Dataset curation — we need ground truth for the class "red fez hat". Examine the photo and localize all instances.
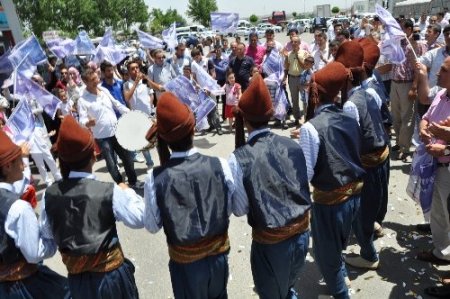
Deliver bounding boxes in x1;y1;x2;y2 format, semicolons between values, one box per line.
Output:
0;130;21;168
357;38;380;70
156;92;195;143
335;40;364;68
56;115;95;163
237;74;273;122
313;62;349;100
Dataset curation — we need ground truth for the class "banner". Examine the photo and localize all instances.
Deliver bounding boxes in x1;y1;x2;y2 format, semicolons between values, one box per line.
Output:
191;61;224;96
5;98;35;144
164;76;216;130
15;73;60;119
46;38;75;59
94;46;127;66
136;29;164;49
0;49;12;74
211;12;239;33
162;22;177;51
100;27;115;47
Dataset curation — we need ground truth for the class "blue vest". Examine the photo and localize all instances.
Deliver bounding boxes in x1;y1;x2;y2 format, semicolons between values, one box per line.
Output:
0;188;24;265
153;153;229;246
234;132;311;229
45;179;118;255
309;105;365;191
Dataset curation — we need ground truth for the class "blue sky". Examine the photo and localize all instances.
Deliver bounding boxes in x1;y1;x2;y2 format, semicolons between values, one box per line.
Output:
144;0;352;18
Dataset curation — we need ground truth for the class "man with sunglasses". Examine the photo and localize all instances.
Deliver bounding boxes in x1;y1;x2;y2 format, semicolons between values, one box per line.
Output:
147;49;177;103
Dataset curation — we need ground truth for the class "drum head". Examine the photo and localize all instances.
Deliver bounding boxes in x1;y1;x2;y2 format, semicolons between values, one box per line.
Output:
115;111;153;151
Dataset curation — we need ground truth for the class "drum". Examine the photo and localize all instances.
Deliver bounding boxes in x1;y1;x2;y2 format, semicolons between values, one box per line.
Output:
115;110;154;151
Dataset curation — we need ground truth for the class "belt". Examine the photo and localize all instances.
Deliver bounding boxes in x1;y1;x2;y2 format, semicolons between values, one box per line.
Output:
437;162;450;167
288;74;301;77
392;79;413;83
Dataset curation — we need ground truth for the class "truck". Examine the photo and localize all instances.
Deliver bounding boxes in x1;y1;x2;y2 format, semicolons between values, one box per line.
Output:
314;4;331;18
270;11;286;25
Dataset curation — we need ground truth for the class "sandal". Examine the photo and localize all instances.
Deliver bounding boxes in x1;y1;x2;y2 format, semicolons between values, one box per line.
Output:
424;285;450;298
417;251;450;265
401;153;412;163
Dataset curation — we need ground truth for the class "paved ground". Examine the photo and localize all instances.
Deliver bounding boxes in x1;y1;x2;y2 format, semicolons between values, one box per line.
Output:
32;32;447;298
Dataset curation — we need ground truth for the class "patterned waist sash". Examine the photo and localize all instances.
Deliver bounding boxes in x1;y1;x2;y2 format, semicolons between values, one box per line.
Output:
0;258;38;282
61;244;124;275
361;146;389;168
313;181;364;205
252;211;310;245
168;233;230;264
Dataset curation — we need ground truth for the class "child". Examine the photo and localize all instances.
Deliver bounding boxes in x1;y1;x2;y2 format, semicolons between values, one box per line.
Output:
299;55;315;114
224;72;241;132
54;87;75;119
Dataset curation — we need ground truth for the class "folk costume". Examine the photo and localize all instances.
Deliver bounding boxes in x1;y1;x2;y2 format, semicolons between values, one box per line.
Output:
0;130;70;299
358;38;392;228
229;74;312;299
144;92;235;299
336;41;389;268
299;62;365;299
41;116;144;299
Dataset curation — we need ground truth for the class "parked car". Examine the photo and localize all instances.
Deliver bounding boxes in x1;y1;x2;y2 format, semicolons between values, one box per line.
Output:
176;33;199;48
311;17;327;32
286;21;305;35
248;27;265;39
298;19;311;32
257;23;282;33
235;26;250;37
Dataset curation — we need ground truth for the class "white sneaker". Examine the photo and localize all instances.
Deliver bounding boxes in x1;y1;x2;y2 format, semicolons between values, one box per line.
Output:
345;255;379;270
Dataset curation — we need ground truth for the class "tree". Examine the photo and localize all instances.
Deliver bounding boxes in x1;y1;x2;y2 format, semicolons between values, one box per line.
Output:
249;14;258;24
292;12;297;18
331;6;340;15
13;0;150;38
149;8;187;34
186;0;218;27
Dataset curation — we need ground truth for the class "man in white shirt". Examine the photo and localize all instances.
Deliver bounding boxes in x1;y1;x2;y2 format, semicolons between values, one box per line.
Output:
77;68;141;188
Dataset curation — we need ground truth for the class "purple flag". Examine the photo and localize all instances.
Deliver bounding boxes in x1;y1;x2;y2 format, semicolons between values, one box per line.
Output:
211;12;239;33
162;23;177;51
375;4;406;64
5;98;35;144
191;61;223;96
8;35;47;68
136;29;164;49
74;30;96;55
15;73;60;119
0;49;13;74
100;27;115;47
46;38;75;59
94;46;127;66
375;4;404;37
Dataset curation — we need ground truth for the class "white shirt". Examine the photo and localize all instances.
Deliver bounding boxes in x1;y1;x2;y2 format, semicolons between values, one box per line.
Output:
39;171;145;241
298;122;320;182
124;80;153;116
78;86;129;139
144;148;236;233
56;100;74;116
0;182;57;264
420;47;449;88
312;46;329;72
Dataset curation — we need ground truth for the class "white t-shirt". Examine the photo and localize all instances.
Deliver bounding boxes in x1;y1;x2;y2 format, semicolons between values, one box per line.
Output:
56;100;74;116
124;80;153;116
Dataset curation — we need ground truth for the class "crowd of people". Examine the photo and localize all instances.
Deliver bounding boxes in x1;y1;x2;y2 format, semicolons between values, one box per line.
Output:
1;7;450;299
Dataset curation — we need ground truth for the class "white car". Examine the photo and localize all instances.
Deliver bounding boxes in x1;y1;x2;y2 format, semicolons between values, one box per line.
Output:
235;27;250;37
248;27;265;38
258;23;282;33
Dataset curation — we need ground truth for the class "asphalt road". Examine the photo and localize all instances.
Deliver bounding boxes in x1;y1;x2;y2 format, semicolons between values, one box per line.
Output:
35;32;446;299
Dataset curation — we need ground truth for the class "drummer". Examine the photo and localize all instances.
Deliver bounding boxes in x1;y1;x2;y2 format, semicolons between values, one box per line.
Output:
123;59;156;171
77;68;143;189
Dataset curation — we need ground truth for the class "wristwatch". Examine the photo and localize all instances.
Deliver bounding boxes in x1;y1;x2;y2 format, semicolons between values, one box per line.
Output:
445;145;450;156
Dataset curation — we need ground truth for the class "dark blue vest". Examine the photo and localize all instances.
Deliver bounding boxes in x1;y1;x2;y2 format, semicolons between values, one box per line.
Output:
349;88;389;154
153;153;229;246
310;105;365;191
45;179;118;255
0;188;24;264
234;132;311;230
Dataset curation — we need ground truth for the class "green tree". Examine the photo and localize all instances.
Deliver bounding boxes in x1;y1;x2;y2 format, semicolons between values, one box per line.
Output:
249;14;258;24
149;8;187;34
331;6;340;15
13;0;149;38
292;12;297;18
187;0;218;27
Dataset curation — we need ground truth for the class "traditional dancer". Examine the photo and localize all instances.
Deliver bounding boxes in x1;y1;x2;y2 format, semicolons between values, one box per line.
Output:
41;115;144;299
143;92;235;298
229;74;312;298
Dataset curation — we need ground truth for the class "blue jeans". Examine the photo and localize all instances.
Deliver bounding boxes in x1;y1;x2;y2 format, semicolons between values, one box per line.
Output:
142;150;154;167
312;195;360;299
96;136;137;185
251;231;310;299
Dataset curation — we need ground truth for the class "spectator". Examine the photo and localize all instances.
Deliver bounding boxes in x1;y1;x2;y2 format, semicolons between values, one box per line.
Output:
245;32;266;69
228;43;255;91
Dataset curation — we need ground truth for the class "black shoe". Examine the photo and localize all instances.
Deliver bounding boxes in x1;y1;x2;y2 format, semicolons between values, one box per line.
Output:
216;128;223;135
281;121;288;130
416;223;431;234
391;144;400;152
